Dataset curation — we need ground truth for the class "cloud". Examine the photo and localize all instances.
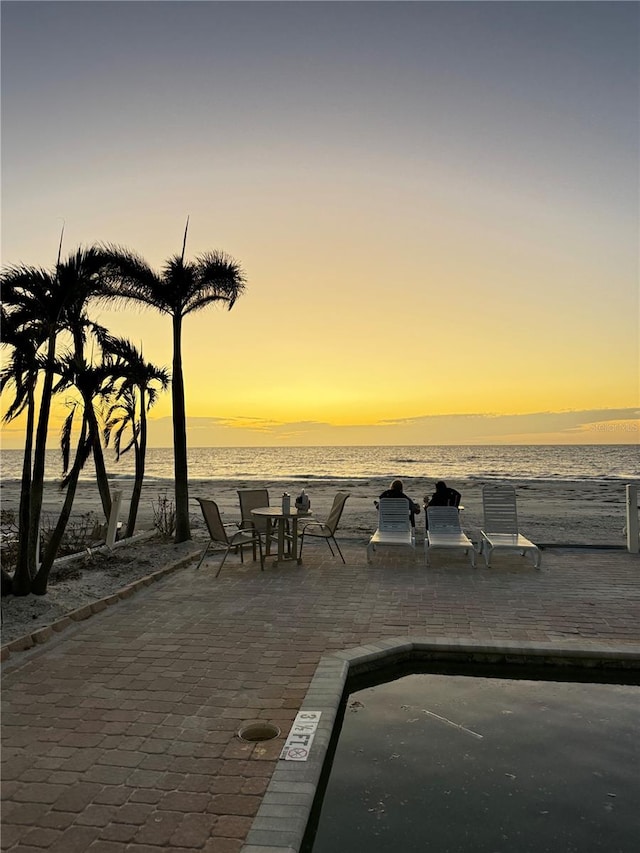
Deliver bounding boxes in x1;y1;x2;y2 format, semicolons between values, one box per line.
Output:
3;408;636;450
140;407;640;446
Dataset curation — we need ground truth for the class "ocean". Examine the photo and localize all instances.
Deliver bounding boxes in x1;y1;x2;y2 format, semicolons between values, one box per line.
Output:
1;445;637;485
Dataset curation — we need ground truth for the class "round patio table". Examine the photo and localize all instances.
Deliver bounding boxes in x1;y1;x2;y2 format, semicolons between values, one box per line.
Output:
251;506;312;566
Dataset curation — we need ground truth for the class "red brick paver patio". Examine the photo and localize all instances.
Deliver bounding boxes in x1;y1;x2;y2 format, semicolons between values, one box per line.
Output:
2;544;639;851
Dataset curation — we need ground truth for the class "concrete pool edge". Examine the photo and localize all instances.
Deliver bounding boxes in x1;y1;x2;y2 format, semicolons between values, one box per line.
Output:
241;637;640;853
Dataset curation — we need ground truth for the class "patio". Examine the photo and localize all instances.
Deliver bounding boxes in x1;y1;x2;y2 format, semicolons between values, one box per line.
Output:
2;542;639;852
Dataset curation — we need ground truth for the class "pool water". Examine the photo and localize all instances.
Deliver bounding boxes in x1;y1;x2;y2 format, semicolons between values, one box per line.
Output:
305;671;640;852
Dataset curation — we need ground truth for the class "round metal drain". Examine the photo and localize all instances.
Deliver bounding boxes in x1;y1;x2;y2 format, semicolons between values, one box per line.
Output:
237;722;281;742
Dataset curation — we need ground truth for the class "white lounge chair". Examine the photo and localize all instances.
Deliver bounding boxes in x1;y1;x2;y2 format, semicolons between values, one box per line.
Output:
425;506;476;567
367;498;416;563
480;485;541;569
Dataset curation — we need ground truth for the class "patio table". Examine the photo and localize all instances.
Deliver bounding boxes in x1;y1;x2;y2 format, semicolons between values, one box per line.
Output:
251;506;311;566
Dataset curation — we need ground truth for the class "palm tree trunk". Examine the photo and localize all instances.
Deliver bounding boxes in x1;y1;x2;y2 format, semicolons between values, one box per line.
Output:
27;331;57;577
72;326;112;522
12;389;36;595
86;404;112;522
32;418;88;595
126;390;146;537
171;314;191;542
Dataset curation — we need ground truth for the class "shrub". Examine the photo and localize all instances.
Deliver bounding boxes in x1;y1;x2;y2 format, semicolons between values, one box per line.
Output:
152;492;176;540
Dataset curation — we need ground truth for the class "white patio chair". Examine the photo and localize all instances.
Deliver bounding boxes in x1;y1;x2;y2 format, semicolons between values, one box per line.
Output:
367;498;416;563
196;497;264;577
425;506;476;567
480;485;541;568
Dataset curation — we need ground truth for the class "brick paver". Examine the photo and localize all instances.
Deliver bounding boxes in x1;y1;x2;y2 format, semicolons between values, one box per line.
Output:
2;543;639;850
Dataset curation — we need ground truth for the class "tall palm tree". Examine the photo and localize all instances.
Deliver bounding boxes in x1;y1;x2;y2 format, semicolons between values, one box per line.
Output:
100;244;246;542
102;336;170;537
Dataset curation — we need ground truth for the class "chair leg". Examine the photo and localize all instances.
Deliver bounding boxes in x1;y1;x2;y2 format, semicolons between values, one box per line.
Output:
215;547;231;579
325;538;336;558
297;531;305;564
256;534;264;570
332;537;346;564
196;542;211;570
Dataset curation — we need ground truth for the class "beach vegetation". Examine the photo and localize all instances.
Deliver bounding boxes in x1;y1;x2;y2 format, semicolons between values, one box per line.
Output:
151;491;177;540
1;508;107;594
98;223;246;543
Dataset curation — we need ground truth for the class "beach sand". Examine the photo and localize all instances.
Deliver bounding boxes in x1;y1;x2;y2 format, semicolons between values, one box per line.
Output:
1;473;633;547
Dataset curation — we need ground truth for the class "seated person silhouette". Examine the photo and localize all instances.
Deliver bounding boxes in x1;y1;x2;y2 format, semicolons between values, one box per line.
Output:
424;481;462;529
378;479;421;528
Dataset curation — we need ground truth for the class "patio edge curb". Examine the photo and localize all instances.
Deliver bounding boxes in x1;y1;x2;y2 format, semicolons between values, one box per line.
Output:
1;547;201;662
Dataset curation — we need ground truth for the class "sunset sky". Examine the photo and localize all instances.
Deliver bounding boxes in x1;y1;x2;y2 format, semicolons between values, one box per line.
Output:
1;1;638;447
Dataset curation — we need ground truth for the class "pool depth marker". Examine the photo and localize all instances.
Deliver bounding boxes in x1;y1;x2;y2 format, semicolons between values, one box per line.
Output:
280;710;322;761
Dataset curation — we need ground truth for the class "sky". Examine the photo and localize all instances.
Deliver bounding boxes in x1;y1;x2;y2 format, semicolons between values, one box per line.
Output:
1;0;639;447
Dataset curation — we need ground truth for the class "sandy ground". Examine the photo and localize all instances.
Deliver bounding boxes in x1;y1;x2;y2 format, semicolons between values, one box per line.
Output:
1;474;636;648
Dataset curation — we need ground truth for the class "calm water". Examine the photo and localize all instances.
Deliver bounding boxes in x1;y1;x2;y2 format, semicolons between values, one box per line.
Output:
1;445;638;484
307;672;640;853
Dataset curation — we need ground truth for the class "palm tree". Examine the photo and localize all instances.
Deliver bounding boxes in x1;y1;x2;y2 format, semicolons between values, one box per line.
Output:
1;266;66;579
57;248;124;522
1;245;119;580
0;316;45;593
32;354;119;594
102;336;170;537
100;242;246;542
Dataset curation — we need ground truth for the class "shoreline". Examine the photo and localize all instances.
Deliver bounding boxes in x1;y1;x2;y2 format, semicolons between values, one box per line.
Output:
1;475;634;547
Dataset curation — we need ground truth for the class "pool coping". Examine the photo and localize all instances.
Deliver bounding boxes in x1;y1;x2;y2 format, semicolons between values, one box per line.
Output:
241;636;640;853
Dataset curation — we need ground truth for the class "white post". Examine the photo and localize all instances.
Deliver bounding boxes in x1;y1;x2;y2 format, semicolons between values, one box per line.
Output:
626;484;639;554
106;490;123;548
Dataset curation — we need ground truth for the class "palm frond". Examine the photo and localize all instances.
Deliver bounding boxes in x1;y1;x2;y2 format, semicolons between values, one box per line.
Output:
181;251;246;315
94;245;168;312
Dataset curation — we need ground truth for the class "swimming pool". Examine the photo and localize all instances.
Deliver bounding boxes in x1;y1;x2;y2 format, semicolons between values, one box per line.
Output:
242;639;640;853
304;666;640;852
